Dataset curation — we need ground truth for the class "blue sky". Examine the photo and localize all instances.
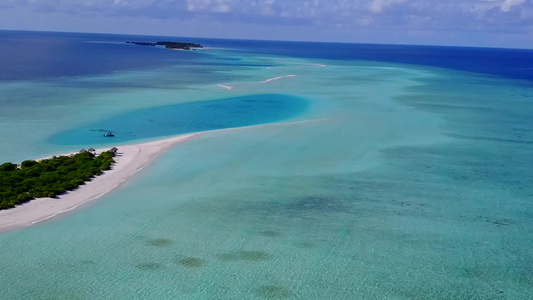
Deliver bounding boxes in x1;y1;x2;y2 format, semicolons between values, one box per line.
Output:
0;0;531;48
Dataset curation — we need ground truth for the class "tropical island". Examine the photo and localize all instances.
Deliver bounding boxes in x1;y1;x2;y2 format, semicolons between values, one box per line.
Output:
126;41;203;50
0;134;200;232
0;148;117;210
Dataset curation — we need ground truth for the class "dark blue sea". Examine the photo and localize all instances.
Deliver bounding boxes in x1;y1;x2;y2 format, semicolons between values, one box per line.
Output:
1;30;532;82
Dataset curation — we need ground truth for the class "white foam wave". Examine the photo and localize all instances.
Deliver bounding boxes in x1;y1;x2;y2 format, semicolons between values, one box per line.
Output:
217;75;296;90
217;84;234;90
260;75;296;83
268;61;327;69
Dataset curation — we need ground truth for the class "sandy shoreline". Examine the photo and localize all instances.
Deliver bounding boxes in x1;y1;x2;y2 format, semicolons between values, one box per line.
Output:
0;133;202;233
0;120;317;233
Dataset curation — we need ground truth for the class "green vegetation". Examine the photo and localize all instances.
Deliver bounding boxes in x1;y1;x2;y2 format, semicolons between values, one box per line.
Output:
155;41;203;50
0;151;115;210
126;41;203;50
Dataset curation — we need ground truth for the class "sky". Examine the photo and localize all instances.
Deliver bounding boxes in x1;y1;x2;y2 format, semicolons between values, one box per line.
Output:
0;0;531;48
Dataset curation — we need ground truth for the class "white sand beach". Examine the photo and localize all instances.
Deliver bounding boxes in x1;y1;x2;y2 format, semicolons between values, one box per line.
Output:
0;133;202;233
0;121;315;233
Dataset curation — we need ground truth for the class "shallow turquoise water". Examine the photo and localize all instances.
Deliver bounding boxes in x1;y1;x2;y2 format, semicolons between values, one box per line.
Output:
48;94;308;145
0;47;532;299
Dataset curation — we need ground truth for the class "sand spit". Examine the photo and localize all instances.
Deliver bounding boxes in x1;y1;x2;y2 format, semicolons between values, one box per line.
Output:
0;120;321;233
0;133;201;233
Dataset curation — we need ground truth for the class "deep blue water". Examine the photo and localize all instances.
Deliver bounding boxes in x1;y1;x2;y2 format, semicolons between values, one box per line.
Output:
48;94;308;145
0;30;228;82
196;40;533;80
203;39;533;82
1;30;532;82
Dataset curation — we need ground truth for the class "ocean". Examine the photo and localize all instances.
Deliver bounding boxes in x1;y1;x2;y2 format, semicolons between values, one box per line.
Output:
0;30;531;299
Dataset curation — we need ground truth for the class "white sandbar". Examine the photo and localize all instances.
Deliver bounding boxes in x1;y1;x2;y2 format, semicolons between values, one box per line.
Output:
0;120;319;233
0;133;202;233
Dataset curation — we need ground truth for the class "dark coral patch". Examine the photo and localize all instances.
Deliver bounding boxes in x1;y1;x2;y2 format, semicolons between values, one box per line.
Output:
253;285;292;299
148;238;173;247
178;257;206;268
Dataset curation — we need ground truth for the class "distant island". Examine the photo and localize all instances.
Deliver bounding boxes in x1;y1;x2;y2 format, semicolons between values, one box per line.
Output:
0;148;117;210
127;41;203;50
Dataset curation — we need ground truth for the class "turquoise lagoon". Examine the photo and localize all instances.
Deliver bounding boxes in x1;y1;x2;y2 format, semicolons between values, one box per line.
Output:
48;94;309;146
0;33;532;299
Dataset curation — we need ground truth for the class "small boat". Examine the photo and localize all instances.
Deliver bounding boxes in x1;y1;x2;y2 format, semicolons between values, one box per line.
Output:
103;131;115;137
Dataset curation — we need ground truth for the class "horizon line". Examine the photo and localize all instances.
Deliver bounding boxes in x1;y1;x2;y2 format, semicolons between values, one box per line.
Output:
1;28;532;51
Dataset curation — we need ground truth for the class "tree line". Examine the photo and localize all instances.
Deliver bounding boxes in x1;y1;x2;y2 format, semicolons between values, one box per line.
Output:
0;151;115;210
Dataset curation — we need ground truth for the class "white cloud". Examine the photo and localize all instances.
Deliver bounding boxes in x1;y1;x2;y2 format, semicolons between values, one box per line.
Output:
501;0;526;12
186;0;234;13
251;0;282;17
471;0;527;13
368;0;407;13
1;0;531;48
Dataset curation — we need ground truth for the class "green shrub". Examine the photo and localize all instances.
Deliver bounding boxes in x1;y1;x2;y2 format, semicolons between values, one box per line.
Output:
21;160;38;169
0;163;17;172
16;193;32;203
0;150;115;210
